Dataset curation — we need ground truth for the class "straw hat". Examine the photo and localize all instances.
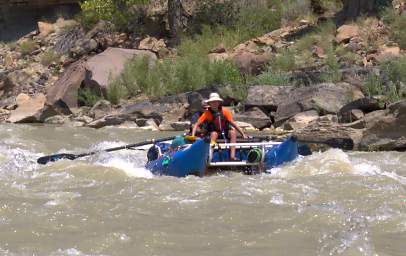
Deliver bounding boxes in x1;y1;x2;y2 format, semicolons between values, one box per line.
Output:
207;93;223;103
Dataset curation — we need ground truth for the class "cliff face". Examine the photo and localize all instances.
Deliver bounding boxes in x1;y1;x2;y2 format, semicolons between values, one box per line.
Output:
0;0;79;42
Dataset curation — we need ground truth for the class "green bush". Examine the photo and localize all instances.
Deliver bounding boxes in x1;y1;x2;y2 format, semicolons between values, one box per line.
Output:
321;50;342;83
40;50;58;66
107;81;128;105
364;73;384;97
78;87;103;107
383;7;406;49
191;0;282;36
108;56;243;101
180;1;282;58
78;0;149;30
237;0;282;39
269;49;296;72
380;56;406;85
250;71;290;86
19;39;37;55
282;0;311;24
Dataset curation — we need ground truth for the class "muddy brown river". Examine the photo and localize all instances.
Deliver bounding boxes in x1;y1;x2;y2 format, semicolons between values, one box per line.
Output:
0;124;405;256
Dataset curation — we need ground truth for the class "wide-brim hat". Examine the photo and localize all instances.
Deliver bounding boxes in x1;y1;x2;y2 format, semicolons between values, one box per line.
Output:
207;93;223;103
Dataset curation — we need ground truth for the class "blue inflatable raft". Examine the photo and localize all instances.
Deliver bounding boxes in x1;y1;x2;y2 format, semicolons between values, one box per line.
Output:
145;137;298;177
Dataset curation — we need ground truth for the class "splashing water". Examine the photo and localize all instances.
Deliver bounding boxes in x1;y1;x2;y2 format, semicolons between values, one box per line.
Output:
1;125;406;256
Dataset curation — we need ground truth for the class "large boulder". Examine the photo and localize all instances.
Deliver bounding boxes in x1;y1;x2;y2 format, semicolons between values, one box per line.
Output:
122;101;163;124
360;100;406;151
46;60;86;112
295;116;364;150
246;83;364;126
235;107;272;130
87;114;130;129
138;36;167;54
38;21;55;38
84;47;157;91
245;86;293;113
89;99;113;119
7;93;57;123
336;24;359;44
283;110;319;131
338;97;382;123
231;52;270;75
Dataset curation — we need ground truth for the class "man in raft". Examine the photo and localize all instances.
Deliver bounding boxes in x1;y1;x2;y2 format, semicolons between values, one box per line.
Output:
189;99;209;138
191;92;247;161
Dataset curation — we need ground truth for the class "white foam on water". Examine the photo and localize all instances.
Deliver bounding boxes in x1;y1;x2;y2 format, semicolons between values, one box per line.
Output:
98;156;153;179
65;140;155;179
0;145;40;178
352;160;406;185
50;248;94;256
270;149;353;178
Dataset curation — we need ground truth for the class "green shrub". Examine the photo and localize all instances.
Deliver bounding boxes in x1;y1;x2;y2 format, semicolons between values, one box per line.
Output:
386;81;402;102
180;0;282;58
107;81;129;105
363;57;406;102
78;87;103;107
40;50;58;66
250;71;290;86
78;0;149;30
364;73;384;97
237;1;282;39
322;50;342;82
380;56;406;85
191;0;282;36
295;21;335;52
178;26;241;58
383;7;406;49
108;56;243;101
281;0;311;24
270;49;296;72
19;39;37;55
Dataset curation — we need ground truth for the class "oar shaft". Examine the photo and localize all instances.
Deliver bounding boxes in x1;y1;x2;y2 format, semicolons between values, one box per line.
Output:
37;136;178;165
76;136;177;158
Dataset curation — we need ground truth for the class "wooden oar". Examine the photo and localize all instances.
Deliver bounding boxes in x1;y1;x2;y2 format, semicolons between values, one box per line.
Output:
37;136;178;165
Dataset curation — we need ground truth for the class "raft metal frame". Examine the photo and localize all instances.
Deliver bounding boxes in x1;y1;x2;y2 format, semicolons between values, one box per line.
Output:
208;141;282;167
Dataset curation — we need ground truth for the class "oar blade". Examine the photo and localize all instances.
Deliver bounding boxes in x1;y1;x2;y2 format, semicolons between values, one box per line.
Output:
37;153;77;165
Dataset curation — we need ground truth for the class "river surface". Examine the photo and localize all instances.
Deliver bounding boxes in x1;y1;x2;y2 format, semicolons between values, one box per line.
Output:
0;124;405;256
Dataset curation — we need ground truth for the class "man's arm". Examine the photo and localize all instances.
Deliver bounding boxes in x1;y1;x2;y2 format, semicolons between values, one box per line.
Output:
229;120;247;138
191;122;198;137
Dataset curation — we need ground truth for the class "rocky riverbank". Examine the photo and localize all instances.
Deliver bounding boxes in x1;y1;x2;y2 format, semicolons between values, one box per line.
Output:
1;2;406;152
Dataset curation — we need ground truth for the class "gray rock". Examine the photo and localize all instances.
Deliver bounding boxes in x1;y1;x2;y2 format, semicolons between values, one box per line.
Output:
246;83;363;121
294;117;363;150
123;101;163;124
235;107;271;129
338;97;382;123
46;60;86;111
44;115;68;125
283;110;319;131
90;99;112;119
7;93;58;123
87;114;129;129
84;47;157;91
170;121;190;131
273;83;363;126
360;100;406;151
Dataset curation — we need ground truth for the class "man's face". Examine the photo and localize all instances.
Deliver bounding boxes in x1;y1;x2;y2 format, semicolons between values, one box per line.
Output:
208;101;221;110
